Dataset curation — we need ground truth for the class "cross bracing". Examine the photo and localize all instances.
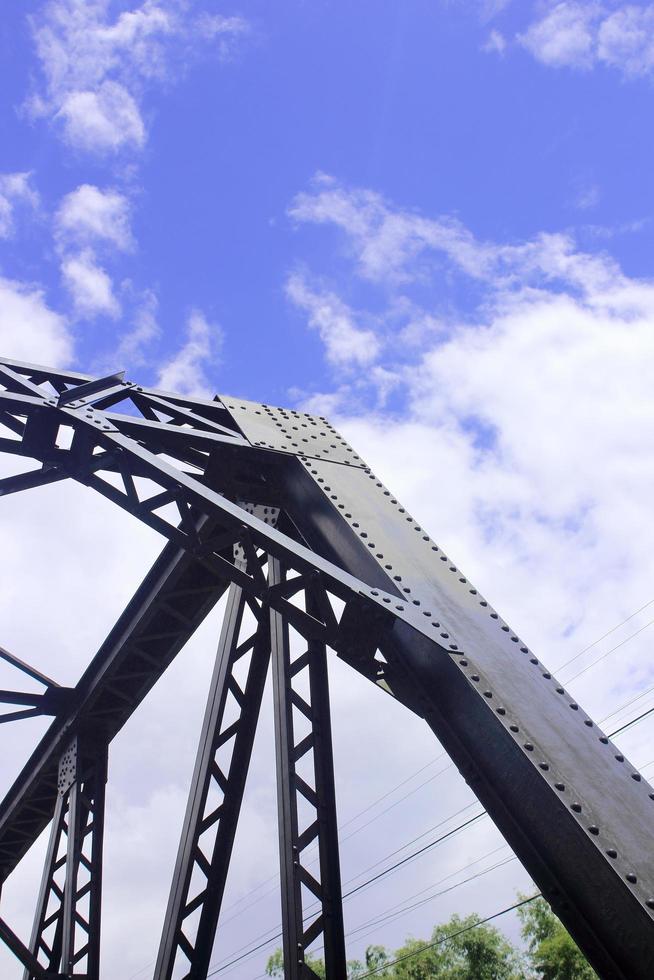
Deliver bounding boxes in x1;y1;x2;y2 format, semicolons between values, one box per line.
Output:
0;355;652;979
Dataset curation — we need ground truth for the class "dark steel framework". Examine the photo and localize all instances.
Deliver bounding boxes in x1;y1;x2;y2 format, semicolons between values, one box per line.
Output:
0;355;651;979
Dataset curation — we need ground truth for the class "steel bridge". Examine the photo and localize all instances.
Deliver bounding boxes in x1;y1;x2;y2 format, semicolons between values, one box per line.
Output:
0;356;652;978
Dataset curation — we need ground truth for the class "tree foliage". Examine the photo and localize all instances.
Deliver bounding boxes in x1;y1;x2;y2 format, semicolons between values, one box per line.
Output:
265;896;597;979
518;897;598;980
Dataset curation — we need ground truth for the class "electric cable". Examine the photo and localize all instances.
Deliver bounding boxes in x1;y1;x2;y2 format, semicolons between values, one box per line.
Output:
204;705;654;976
554;598;654;672
128;601;654;980
562;618;654;685
354;894;541;978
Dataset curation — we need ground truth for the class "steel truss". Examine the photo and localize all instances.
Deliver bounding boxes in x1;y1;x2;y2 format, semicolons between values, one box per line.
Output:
0;355;651;979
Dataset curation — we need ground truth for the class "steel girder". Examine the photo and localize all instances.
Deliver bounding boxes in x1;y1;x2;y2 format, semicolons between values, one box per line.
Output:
0;355;650;978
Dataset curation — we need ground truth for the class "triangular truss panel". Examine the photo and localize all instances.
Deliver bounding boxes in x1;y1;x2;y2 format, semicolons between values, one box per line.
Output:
0;356;652;979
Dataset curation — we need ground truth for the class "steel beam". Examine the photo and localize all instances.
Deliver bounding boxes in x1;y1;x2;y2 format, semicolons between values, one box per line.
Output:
0;356;653;978
270;558;346;979
154;577;271;979
22;738;107;980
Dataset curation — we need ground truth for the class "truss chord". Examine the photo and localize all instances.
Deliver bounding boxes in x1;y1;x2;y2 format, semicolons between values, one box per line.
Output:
154;564;271;979
1;358;653;980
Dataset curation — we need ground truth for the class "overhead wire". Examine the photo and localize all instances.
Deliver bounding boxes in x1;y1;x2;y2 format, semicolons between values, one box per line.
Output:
204;702;654;976
206;811;488;975
129;598;654;979
554;597;654;673
354;894;541;978
561;618;654;685
218;596;654;926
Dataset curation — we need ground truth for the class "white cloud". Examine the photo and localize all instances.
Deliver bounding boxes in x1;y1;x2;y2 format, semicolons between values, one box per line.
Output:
61;248;120;317
55;183;133;250
598;4;654;76
0;173;39;239
289;177;654;738
574;181;600;210
0;275;72;364
483;28;507;54
286;272;381;367
517;2;654;77
157;308;223;396
519;2;598;69
28;0;249;155
57;80;145;153
116;288;161;363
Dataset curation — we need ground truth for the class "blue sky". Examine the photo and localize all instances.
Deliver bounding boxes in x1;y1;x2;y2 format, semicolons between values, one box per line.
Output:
3;0;654;401
2;2;654;977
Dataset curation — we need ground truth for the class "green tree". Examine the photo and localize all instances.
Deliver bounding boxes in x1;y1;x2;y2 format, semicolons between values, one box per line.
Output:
391;914;525;979
518;897;598;980
265;948;366;978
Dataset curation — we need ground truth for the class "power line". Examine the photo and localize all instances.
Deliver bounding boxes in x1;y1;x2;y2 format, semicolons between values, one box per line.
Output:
216;753;451;925
130;600;654;979
288;850;518;966
354;894;541;978
210;598;654;929
608;704;654;738
555;598;654;673
205;704;654;976
562;618;654;685
600;679;654;726
206;811;487;976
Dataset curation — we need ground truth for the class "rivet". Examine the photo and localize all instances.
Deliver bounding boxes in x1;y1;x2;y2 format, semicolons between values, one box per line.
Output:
606;849;617;858
460;659;468;666
524;743;534;751
555;783;565;791
631;773;642;781
600;736;609;745
539;762;549;771
626;873;637;884
491;612;499;620
588;826;599;835
449;644;458;650
471;674;480;682
484;691;492;698
571;802;582;813
556;688;565;695
510;724;519;733
615;755;624;763
570;703;579;710
501;625;510;632
520;646;528;653
542;672;551;679
646;899;654;909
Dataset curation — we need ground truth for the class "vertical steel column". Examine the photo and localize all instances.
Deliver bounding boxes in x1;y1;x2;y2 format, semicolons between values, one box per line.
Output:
23;738;107;980
154;580;271;980
270;559;346;979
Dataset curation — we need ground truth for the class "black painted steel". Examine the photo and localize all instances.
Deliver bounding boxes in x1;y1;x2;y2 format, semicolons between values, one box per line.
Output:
270;558;347;979
0;356;651;978
154;575;271;979
22;738;107;979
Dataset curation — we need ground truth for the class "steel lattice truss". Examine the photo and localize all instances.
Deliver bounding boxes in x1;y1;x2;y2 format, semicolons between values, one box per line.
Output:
0;355;652;979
